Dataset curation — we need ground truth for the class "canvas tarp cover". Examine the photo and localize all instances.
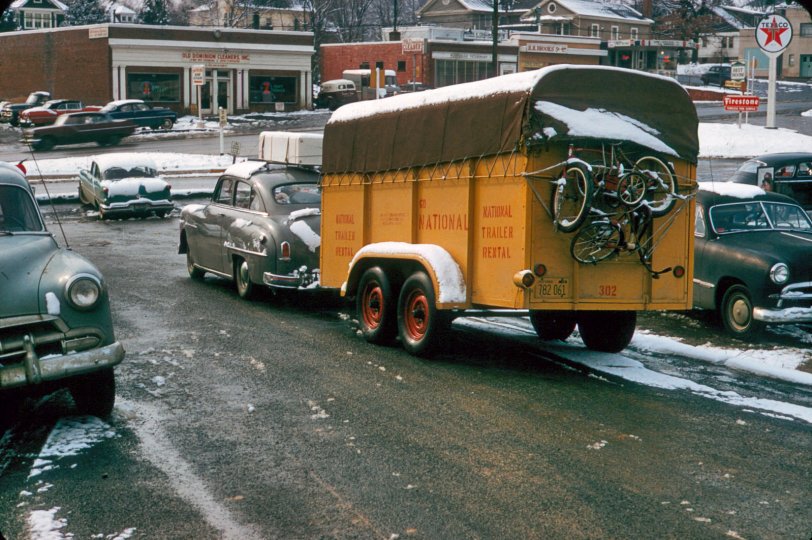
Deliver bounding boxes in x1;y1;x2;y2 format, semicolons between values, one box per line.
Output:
322;65;699;174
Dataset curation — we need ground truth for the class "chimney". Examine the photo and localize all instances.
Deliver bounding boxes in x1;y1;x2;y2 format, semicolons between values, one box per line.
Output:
642;0;652;18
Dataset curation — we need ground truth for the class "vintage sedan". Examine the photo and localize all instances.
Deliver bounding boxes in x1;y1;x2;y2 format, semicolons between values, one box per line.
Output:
100;99;176;130
18;99;101;127
21;111;137;151
727;152;812;214
179;161;321;299
0;162;124;417
693;183;812;337
78;153;173;219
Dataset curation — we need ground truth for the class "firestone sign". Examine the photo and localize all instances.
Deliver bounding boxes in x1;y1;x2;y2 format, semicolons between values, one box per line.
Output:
756;14;792;53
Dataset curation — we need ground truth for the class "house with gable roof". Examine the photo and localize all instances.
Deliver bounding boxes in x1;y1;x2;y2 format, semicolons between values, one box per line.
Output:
521;0;697;74
417;0;539;31
8;0;67;30
188;0;308;31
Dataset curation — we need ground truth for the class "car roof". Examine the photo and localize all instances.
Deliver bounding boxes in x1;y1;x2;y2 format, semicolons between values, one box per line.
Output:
105;99;144;107
0;162;30;188
743;152;812;165
698;182;798;206
93;153;158;172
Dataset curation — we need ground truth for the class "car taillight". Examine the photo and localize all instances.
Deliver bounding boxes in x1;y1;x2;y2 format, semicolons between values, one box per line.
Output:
103;187;109;196
280;241;291;260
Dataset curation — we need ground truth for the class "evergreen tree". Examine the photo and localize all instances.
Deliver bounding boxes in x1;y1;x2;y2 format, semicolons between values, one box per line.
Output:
140;0;171;25
0;6;19;32
66;0;108;25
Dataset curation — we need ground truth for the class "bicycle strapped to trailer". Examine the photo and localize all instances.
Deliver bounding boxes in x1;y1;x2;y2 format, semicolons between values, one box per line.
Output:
568;204;673;278
550;142;679;233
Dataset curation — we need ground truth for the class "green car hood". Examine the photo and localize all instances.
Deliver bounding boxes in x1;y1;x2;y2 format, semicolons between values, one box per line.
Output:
0;234;58;317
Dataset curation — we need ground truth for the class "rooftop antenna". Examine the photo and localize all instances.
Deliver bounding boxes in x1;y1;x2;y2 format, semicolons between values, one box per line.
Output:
23;144;71;249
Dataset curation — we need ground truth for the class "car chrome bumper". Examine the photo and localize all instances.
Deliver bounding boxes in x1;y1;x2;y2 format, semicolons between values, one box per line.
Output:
101;200;174;216
0;341;125;390
756;282;812;323
263;270;320;290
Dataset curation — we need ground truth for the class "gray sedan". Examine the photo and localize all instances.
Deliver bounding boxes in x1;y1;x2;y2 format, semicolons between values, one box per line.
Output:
178;161;321;299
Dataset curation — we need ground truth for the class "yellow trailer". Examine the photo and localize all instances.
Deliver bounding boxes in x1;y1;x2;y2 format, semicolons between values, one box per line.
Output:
320;65;698;355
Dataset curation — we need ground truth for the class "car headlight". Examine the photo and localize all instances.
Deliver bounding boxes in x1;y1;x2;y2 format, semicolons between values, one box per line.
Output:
65;274;102;310
769;263;789;285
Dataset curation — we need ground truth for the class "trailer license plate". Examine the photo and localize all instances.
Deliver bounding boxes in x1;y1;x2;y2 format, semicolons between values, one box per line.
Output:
535;278;568;298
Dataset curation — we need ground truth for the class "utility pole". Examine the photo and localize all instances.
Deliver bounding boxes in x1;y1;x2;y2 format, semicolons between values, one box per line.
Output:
491;0;499;77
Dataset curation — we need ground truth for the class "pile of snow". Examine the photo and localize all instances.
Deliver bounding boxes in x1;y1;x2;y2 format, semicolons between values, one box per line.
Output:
699;123;812;158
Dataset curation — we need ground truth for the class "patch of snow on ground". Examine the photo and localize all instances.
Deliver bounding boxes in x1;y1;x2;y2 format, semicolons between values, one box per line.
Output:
28;416;117;478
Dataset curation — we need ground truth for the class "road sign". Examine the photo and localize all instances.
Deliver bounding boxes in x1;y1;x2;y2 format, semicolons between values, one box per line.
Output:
724;95;759;112
218;106;227;126
730;61;746;82
192;64;206;86
756;15;792;54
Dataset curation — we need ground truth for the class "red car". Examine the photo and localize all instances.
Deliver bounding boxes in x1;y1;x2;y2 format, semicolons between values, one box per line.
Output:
18;99;101;127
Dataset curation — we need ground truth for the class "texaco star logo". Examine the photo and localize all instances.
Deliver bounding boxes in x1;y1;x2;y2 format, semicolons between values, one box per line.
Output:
756;14;792;53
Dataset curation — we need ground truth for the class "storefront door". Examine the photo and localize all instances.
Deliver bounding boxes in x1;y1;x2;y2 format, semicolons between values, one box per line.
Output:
801;55;812;78
201;69;231;115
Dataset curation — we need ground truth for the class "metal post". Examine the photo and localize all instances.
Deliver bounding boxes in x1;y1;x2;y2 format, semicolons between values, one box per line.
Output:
766;52;778;129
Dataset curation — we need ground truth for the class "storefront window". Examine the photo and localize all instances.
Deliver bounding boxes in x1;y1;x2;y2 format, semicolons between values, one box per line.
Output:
435;60;490;87
127;73;180;103
249;75;296;104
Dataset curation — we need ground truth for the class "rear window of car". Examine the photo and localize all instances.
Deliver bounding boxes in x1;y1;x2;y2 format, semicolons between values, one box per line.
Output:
0;185;44;232
273;183;320;205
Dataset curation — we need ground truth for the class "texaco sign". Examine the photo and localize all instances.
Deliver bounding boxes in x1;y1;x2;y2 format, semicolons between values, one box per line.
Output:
756;14;792;53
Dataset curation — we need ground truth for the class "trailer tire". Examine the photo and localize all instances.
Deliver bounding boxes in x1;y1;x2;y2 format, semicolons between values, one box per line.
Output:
357;267;397;344
529;310;577;341
398;272;442;357
577;310;636;353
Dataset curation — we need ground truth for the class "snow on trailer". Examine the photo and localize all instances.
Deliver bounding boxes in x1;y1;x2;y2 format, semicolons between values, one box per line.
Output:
320;65;699;355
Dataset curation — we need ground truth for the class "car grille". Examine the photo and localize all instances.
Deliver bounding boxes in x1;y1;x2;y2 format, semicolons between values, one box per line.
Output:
0;316;103;366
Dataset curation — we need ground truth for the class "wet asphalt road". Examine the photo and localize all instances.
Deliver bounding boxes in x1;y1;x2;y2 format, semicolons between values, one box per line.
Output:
0;205;810;539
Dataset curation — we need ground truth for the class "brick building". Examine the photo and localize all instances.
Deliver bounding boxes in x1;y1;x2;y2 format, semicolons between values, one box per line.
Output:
0;23;314;115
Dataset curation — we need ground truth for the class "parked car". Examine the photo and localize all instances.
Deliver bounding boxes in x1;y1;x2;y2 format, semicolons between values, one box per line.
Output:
20;111;137;151
18;99;101;127
0;162;124;417
700;65;731;86
315;79;358;111
727;152;812;214
100;99;176;130
693;184;812;337
0;91;51;126
179;161;321;299
78;153;174;220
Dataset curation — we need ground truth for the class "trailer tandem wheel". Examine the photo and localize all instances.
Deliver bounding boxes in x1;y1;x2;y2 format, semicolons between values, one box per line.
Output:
357;266;398;344
577;310;637;353
398;272;442;357
529;310;577;341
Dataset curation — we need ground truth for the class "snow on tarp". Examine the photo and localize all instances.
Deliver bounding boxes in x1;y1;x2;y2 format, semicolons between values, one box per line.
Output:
323;64;698;174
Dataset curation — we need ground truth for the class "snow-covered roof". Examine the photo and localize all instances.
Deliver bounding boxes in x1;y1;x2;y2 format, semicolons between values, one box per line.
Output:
541;0;651;23
93;152;158;173
11;0;68;10
699;181;765;199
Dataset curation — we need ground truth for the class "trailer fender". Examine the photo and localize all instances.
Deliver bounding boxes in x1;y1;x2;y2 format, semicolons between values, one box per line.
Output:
345;242;467;307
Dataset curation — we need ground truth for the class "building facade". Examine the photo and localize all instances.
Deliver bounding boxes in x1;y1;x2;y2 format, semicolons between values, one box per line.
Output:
8;0;67;30
0;24;314;114
737;5;812;79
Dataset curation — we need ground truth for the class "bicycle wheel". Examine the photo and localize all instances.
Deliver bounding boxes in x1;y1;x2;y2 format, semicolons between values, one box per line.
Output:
570;221;623;264
634;156;678;217
552;162;592;233
615;172;647;207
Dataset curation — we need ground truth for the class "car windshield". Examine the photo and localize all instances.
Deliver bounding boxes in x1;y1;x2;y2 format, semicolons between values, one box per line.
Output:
0;185;45;233
273;183;321;205
103;165;156;180
709;201;812;234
